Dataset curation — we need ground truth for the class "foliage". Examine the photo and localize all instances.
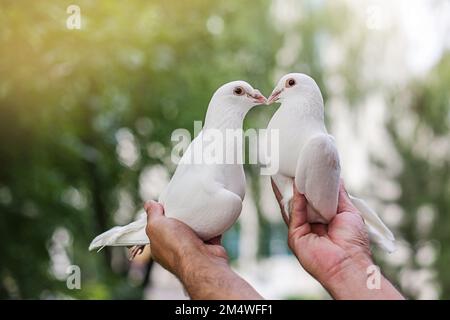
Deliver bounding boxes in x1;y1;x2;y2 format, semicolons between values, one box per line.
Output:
0;0;448;299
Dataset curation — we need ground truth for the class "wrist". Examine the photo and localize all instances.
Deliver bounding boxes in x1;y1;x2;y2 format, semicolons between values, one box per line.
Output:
176;249;262;299
322;252;373;299
323;253;404;300
176;247;226;286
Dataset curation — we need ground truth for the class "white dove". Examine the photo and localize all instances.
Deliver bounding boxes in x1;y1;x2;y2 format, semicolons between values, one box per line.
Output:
89;81;266;258
266;73;395;253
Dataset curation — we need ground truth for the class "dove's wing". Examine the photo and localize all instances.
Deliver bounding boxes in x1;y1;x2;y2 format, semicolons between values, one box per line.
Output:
160;161;243;240
89;131;244;251
160;130;244;240
295;134;341;223
292;133;396;252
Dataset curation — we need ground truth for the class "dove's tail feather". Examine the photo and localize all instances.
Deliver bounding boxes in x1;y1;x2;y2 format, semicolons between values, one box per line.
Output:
349;194;396;253
89;216;149;252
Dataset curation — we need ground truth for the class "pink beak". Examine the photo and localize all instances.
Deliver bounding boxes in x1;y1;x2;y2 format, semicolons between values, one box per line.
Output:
249;89;267;104
267;88;283;104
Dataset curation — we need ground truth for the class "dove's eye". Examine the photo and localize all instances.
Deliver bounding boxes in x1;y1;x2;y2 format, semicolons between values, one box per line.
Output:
233;87;244;96
286;78;296;88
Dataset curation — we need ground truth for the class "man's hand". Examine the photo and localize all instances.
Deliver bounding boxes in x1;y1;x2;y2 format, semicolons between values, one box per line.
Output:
272;180;404;300
144;200;227;277
144;200;262;300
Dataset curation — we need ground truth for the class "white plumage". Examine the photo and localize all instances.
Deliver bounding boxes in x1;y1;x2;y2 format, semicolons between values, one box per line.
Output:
89;81;266;252
266;73;396;253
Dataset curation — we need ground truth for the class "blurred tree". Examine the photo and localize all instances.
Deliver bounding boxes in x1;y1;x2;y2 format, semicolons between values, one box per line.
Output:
0;0;279;298
386;53;450;299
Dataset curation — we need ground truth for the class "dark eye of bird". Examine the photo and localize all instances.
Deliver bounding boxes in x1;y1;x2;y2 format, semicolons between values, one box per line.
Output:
234;87;244;95
288;79;296;87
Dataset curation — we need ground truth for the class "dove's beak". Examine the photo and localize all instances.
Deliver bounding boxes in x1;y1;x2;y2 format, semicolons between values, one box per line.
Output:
249;89;267;104
267;88;283;104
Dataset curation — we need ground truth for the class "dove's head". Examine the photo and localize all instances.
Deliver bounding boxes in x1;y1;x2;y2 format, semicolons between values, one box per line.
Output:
267;73;323;106
211;81;267;110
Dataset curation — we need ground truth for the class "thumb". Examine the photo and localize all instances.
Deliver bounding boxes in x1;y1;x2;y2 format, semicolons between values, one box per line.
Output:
337;180;358;214
144;200;164;225
289;186;310;237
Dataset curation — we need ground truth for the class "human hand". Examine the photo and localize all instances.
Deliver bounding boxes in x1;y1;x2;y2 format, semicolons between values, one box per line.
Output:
144;200;227;278
144;200;262;300
272;180;404;299
272;180;371;285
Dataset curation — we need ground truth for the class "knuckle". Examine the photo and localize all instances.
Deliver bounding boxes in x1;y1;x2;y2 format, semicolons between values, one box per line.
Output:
216;246;228;259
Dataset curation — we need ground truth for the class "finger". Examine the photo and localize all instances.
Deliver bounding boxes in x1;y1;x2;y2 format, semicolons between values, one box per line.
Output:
337;180;358;214
129;245;145;261
144;200;165;225
271;178;289;225
289;185;310;237
208;244;228;260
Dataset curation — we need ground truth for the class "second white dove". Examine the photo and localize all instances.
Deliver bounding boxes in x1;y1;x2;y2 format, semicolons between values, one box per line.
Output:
266;73;396;253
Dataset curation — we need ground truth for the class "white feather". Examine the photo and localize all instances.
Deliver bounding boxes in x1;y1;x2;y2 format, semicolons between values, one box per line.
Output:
89;216;148;251
349;195;396;253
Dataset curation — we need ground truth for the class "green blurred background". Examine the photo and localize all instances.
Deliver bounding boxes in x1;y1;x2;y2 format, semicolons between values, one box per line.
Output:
0;0;449;299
